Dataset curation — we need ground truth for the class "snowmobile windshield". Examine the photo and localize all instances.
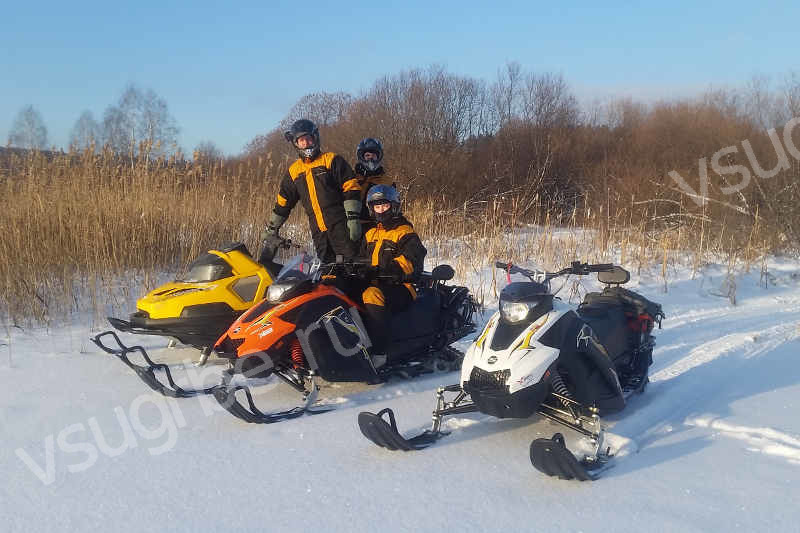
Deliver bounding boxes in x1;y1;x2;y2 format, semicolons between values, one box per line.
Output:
276;253;316;281
179;253;233;283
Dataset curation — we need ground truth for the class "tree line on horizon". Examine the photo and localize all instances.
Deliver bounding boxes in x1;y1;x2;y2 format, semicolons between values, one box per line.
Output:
242;64;800;249
5;84;182;157
5;63;800;249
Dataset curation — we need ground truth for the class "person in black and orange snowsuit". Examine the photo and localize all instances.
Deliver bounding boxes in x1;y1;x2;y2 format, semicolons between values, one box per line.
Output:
358;184;426;367
354;138;394;222
261;119;362;263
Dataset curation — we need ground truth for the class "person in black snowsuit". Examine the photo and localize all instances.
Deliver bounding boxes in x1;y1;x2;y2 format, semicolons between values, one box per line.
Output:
356;184;426;368
261;119;362;263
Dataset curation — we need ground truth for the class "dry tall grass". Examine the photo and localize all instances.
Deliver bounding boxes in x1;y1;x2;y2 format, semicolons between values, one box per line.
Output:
0;147;774;325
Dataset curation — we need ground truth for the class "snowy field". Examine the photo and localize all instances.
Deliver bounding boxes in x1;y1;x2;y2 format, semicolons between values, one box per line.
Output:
2;258;800;532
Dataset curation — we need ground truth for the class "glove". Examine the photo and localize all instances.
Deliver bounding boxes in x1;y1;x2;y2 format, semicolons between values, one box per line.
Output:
260;227;277;242
343;199;362;242
347;218;362;242
378;262;405;283
258;233;284;264
260;212;286;242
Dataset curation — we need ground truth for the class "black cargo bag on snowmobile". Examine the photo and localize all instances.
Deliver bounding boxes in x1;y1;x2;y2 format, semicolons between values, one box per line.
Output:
577;286;664;367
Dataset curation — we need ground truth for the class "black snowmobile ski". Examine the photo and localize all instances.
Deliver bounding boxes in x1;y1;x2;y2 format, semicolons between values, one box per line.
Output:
211;370;334;424
529;433;605;481
91;331;218;398
358;409;443;450
358;384;479;450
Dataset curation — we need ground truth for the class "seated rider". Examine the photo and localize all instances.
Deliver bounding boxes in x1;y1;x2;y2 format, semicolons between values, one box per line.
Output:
354;138;394;223
359;184;426;368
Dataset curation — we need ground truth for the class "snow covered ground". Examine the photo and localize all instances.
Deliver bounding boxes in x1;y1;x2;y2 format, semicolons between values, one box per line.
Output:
2;257;800;532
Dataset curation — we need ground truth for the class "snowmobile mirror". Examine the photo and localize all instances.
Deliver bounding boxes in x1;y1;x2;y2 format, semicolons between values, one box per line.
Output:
431;264;454;281
597;266;630;285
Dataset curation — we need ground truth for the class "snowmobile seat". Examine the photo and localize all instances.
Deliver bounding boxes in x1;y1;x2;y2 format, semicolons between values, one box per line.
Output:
597;266;630;285
577;299;630;362
387;288;441;357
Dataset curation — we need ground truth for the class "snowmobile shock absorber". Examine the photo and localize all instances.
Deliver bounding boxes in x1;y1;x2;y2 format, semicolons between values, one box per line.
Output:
290;338;305;369
551;370;573;407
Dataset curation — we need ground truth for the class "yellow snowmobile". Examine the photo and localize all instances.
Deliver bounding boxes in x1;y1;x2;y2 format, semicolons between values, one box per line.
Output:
108;241;291;363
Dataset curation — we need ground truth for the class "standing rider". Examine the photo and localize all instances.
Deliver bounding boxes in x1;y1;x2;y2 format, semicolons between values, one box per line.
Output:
261;119;362;263
359;185;426;368
354;138;394;222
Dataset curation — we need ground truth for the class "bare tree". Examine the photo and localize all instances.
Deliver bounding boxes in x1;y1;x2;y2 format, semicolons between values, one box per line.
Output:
282;91;353;129
194;140;223;159
193;140;224;168
7;105;48;149
101;84;180;155
782;71;800;118
69;110;101;150
520;72;579;128
492;61;523;126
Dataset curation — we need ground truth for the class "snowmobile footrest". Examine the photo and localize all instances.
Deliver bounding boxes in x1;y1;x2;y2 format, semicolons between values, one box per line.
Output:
530;433;596;481
358;409;443;451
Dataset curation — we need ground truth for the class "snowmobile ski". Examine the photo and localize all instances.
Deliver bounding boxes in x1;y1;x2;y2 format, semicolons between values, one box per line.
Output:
91;331;218;398
529;433;609;481
358;384;479;451
212;373;334;424
358;409;444;450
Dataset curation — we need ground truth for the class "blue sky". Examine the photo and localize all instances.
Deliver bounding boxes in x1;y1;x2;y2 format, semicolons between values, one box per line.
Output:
2;0;798;155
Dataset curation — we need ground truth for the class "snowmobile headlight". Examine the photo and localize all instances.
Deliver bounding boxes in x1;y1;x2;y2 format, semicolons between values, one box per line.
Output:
267;281;297;303
499;300;530;323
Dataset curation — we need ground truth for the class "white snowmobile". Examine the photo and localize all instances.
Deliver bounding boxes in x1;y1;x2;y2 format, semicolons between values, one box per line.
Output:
358;261;664;481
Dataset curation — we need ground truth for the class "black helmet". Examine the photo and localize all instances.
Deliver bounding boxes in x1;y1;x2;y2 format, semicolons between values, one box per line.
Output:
356;137;383;174
366;184;401;224
284;119;320;160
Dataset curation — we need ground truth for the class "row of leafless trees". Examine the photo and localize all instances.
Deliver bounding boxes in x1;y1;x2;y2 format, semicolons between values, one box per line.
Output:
240;64;800;250
6;84;181;156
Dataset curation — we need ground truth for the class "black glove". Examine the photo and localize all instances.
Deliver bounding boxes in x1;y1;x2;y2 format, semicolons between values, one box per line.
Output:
378;262;405;283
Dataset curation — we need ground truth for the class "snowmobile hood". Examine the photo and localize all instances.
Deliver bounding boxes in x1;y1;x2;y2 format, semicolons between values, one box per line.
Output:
461;300;572;394
136;248;273;320
215;283;361;359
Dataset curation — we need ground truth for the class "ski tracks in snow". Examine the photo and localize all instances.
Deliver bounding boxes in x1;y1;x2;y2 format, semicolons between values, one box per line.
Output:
685;415;800;465
606;286;800;473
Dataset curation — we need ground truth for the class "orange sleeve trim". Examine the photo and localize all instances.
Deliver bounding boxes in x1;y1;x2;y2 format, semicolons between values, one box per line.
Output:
342;178;361;192
276;194;287;207
393;255;414;274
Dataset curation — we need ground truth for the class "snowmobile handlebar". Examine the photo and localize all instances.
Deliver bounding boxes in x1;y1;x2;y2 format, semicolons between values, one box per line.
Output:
495;261;615;282
320;259;404;283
